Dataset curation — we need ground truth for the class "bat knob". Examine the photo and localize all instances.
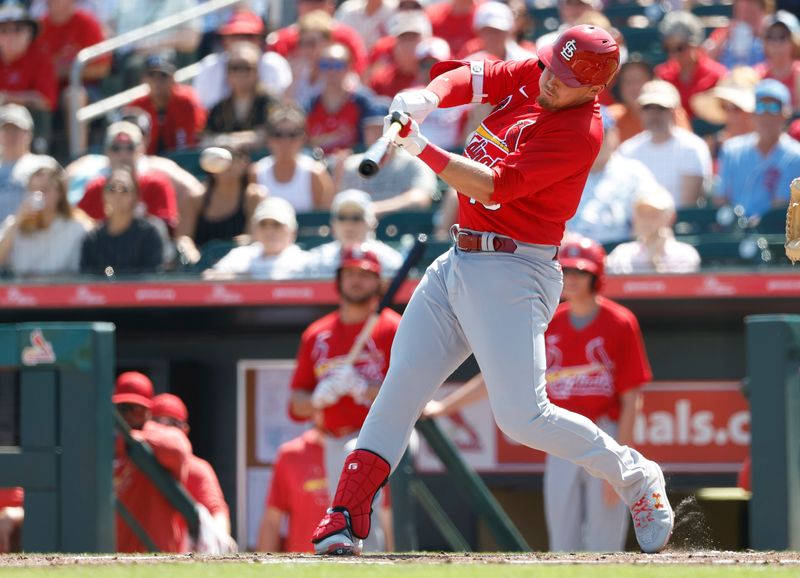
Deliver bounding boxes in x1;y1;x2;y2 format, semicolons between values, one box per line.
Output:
358;158;379;178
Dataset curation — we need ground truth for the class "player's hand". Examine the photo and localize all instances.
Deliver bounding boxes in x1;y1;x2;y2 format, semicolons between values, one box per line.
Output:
310;377;342;409
421;399;446;419
602;481;620;506
385;112;429;157
390;89;440;124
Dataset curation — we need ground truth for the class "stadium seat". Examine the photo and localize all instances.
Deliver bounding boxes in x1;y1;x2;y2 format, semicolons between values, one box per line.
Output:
412;239;454;275
674;206;734;235
684;232;760;267
603;4;647;27
296;210;332;238
751;207;787;235
192;239;239;272
691;2;734;18
376;211;435;242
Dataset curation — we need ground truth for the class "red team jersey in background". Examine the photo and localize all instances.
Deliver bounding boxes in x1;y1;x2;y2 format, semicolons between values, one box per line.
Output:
434;59;603;246
306;97;363;155
266;429;329;553
0;487;23;509
0;44;58;111
38;9;109;91
289;309;401;437
185;455;229;518
114;421;192;553
425;2;481;54
79;172;179;229
545;297;652;423
130;85;207;155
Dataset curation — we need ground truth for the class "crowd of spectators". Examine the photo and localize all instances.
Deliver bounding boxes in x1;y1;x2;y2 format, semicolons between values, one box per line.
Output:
0;0;798;282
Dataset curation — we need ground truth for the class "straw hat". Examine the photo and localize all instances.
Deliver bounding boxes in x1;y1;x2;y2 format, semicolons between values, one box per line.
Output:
690;66;759;125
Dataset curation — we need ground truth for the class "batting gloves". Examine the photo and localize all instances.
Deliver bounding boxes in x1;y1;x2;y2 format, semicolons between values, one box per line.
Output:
389;89;440;124
311;364;370;409
385;112;429;157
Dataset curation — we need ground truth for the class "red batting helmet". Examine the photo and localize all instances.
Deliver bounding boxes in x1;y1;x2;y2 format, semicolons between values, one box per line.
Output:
537;25;620;88
559;235;606;291
338;245;382;276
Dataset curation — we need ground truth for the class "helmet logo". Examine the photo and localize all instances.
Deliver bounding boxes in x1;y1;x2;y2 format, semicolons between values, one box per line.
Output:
560;39;577;61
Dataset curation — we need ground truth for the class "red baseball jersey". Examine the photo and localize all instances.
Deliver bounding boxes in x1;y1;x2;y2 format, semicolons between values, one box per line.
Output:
114;421;192;553
306;95;363;154
425;2;481;56
289;309;401;436
131;85;207;155
0;43;58;111
436;58;604;246
368;63;417;99
185;455;229;518
79;171;179;230
0;487;23;509
267;23;367;74
265;429;329;553
544;297;652;423
38;9;109;89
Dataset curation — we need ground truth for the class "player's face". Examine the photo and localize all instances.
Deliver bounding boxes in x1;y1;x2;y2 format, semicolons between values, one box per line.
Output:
116;403;150;430
537;67;601;110
561;267;594;300
339;267;381;304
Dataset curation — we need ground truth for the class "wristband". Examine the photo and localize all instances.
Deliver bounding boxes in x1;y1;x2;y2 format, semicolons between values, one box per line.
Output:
418;142;450;174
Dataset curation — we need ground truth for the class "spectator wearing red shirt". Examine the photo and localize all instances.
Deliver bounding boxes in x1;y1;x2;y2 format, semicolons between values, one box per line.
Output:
425;0;481;55
307;43;384;155
0;3;57;112
37;0;110;95
78;121;178;231
151;394;234;544
368;11;431;98
0;487;23;553
656;11;727;119
755;11;800;110
130;55;206;156
113;371;192;553
267;0;367;75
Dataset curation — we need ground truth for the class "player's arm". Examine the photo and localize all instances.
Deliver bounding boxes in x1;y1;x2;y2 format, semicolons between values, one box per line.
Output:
289;390;315;420
256;506;284;552
616;389;643;447
423;373;488;418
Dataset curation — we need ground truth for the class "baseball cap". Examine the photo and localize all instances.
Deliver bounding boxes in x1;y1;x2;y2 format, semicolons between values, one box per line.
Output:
339;245;382;276
219;10;265;36
0;104;33;131
634;183;675;212
754;78;791;113
151;393;189;423
253;197;298;230
112;371;154;408
0;0;38;36
691;66;758;125
765;10;800;42
416;37;451;62
331;189;377;227
637;80;681;109
558;235;606;278
143;54;176;75
389;11;432;37
473;2;514;32
105;121;143;149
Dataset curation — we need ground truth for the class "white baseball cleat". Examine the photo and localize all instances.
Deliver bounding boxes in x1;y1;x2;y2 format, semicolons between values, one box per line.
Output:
313;531;363;556
630;460;674;553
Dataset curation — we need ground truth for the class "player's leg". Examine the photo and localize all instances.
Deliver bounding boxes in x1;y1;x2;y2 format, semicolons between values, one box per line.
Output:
544;454;584;552
453;249;672;552
313;251;472;554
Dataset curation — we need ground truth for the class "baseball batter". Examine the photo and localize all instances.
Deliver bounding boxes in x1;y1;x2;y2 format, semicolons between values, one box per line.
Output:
312;25;674;555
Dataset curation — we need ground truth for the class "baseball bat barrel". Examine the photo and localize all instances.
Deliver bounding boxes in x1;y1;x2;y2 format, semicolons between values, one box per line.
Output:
357;114;404;178
345;234;428;365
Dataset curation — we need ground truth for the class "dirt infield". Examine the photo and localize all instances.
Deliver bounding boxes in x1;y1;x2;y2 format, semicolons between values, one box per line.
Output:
2;551;800;567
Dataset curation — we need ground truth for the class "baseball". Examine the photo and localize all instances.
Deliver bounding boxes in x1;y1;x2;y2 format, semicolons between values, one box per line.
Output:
199;147;233;174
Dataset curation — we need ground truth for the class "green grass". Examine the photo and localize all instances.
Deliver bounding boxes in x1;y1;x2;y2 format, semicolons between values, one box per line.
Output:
1;564;797;578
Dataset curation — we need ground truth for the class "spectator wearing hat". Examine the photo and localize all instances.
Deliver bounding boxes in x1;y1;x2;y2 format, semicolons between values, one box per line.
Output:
567;108;659;244
267;0;367;75
606;183;701;274
0;105;48;222
457;1;536;61
130;55;206;156
151;393;235;549
0;158;92;277
254;105;335;213
205;196;312;280
715;79;800;218
704;0;770;69
307;43;385;155
113;371;192;553
0;1;56;113
80;167;165;275
283;11;337;109
78;121;179;231
619;80;712;208
204;42;278;149
755;11;800;110
338;115;437;217
536;0;600;51
334;0;397;52
656;11;728;120
193;10;292;111
367;11;432;98
307;189;403;277
424;0;480;55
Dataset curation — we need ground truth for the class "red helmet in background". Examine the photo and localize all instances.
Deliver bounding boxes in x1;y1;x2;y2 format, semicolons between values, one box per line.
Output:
559;235;606;292
538;25;620;87
338;245;382;277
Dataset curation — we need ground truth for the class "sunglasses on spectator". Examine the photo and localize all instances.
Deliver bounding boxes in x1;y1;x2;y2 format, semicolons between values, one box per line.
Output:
755;99;784;115
319;59;348;71
268;130;303;139
765;32;790;42
0;23;27;34
104;183;133;195
641;104;670;111
664;42;690;54
334;213;365;223
109;143;136;153
228;62;256;73
145;70;172;79
299;35;325;47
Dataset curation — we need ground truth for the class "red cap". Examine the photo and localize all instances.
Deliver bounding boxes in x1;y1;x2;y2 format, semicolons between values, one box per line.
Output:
559;235;606;291
112;371;154;408
537;25;620;87
338;246;381;276
219;11;265;36
151;393;189;423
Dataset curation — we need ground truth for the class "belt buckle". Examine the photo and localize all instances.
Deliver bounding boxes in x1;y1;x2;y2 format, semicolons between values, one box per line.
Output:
456;230;476;252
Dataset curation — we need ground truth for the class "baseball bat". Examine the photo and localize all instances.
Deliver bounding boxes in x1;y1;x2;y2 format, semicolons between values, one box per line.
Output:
344;234;428;365
357;111;405;178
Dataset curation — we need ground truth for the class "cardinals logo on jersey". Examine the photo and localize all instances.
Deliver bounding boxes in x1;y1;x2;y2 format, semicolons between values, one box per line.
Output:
312;330;387;384
545;336;615;399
